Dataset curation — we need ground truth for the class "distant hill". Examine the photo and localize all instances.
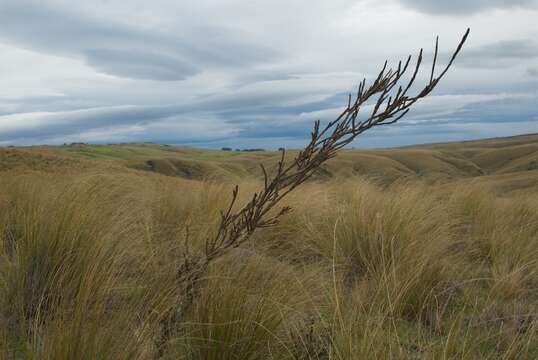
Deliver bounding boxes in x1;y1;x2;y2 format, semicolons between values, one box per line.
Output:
2;133;538;193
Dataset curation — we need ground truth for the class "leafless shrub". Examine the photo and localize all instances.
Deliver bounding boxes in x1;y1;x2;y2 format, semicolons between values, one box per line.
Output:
203;28;469;269
158;28;470;353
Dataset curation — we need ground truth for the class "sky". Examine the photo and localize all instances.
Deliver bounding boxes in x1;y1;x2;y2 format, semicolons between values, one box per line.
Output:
0;0;537;149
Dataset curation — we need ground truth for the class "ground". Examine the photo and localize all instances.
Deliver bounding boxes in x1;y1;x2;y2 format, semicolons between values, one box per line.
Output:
1;134;537;359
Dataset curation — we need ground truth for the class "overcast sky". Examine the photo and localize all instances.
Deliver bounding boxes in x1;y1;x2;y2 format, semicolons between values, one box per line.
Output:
0;0;537;148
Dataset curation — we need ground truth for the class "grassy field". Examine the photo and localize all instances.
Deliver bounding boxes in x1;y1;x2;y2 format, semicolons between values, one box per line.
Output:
1;134;538;358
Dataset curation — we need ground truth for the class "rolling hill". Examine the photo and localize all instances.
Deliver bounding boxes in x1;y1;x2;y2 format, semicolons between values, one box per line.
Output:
2;133;538;192
2;133;538;358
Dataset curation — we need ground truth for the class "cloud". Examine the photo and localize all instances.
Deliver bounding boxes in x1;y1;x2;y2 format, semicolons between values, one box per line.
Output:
203;92;538;145
0;0;536;148
528;67;538;77
453;39;538;68
0;70;360;144
1;89;537;148
83;49;198;81
0;2;276;81
399;0;538;15
0;105;238;145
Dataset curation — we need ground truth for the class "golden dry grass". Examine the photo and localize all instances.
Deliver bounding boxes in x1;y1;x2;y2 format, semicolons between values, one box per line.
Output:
1;137;538;359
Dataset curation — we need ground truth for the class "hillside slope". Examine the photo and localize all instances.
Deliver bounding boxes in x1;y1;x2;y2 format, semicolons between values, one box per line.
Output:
2;133;538;192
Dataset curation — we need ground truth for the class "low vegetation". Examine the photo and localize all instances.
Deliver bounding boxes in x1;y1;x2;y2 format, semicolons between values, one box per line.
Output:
0;167;537;358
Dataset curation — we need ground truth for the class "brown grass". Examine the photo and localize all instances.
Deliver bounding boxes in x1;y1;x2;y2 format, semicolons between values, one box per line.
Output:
0;165;536;359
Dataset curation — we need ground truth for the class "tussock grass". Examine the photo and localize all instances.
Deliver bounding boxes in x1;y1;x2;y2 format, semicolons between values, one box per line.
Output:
0;169;537;359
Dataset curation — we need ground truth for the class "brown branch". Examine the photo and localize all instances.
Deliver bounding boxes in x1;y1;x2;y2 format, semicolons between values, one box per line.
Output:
156;32;471;352
202;28;469;264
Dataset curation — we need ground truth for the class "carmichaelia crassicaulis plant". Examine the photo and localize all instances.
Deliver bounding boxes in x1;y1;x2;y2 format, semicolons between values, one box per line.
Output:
158;28;470;351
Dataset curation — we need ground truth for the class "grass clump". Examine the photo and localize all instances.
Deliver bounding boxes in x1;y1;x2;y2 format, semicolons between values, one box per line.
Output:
0;169;537;359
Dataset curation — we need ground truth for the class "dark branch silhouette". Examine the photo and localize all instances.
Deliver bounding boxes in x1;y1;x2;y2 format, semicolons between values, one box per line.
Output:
204;28;470;263
158;28;470;354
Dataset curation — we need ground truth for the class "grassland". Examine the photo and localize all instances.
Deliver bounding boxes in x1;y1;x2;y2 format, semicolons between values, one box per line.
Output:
1;134;538;359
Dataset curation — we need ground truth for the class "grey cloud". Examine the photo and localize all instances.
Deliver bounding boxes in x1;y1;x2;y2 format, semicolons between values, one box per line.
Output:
0;104;238;144
453;95;538;123
0;95;337;144
450;39;538;68
1;90;537;148
83;49;198;81
400;0;538;15
0;2;276;81
384;94;538;132
0;105;178;141
206;92;538;142
528;67;538;77
0;70;357;144
0;1;537;148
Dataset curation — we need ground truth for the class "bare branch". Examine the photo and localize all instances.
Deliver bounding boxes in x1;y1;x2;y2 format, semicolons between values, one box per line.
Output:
156;29;471;355
201;27;470;276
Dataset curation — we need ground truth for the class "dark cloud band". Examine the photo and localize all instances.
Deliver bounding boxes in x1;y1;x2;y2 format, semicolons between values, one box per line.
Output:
0;2;276;81
400;0;538;15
